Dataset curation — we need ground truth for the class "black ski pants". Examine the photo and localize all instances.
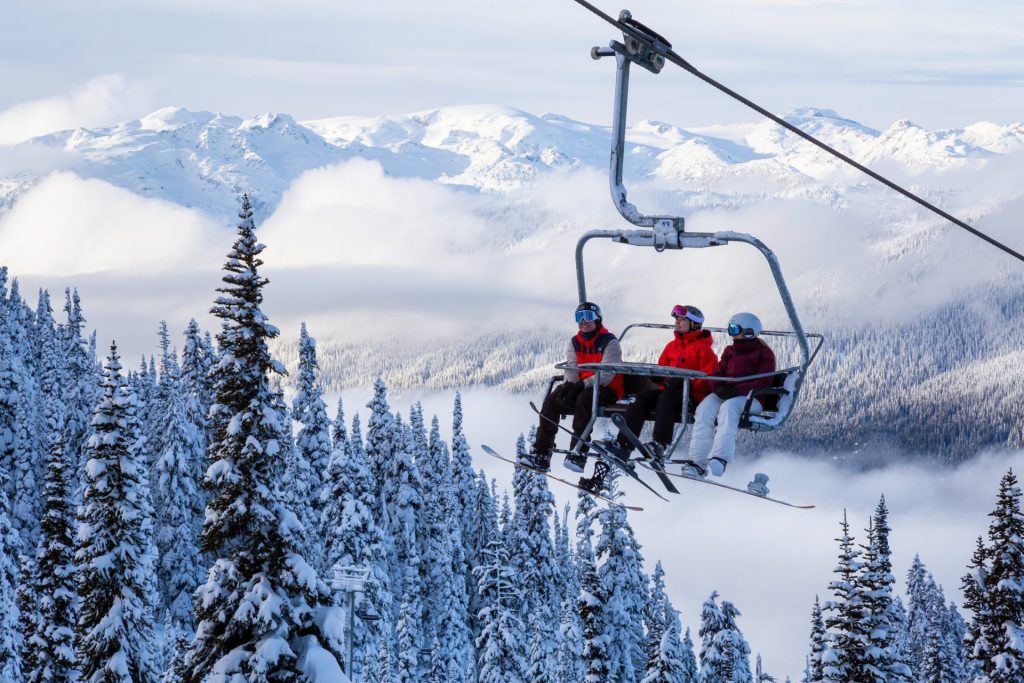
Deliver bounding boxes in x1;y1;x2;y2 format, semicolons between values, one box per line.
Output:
533;382;618;455
617;387;689;449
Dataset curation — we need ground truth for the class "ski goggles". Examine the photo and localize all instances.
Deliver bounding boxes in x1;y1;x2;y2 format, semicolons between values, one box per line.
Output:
671;305;704;324
728;323;752;337
575;309;600;324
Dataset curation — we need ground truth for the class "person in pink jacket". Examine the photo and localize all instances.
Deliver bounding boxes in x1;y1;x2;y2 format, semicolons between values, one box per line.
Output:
681;312;775;478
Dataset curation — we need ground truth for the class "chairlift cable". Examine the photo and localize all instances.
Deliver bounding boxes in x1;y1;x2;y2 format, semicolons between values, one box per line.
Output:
569;0;1024;265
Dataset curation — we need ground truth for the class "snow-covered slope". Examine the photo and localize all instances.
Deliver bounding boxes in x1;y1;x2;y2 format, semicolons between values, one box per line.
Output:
5;104;1022;219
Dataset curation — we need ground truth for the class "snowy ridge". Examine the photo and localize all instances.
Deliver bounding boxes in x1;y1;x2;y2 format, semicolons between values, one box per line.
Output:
4;105;1023;218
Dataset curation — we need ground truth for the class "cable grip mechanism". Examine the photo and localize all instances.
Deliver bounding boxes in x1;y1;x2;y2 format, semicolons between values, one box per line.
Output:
591;10;671;74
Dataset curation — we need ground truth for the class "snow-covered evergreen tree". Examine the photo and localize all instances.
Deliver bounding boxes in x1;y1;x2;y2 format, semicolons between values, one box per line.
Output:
699;591;753;683
17;554;38;680
0;462;22;681
805;597;826;683
596;473;648;683
290;321;332;570
23;362;77;683
556;503;584;683
509;460;559;683
75;344;160;683
857;497;911;682
821;512;865;682
641;579;694;683
962;469;1024;683
181;195;344;682
577;489;610;682
421;413;472;683
60;287;97;488
962;535;990;681
904;554;932;680
152;350;206;628
180;318;213;447
474;483;525;683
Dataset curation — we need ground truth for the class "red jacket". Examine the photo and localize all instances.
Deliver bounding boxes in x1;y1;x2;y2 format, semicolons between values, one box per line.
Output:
657;329;718;402
709;338;776;396
571;327;624;398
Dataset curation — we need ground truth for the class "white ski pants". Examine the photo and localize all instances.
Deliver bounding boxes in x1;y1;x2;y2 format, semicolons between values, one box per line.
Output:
687;394;762;465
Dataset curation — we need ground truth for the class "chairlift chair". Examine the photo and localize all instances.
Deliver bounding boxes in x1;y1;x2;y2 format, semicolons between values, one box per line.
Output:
550;13;824;458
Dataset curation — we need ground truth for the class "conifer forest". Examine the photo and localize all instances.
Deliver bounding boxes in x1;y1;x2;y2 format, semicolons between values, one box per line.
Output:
0;195;1020;682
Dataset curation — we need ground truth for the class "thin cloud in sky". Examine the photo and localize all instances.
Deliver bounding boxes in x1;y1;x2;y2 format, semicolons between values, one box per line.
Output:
2;1;1022;134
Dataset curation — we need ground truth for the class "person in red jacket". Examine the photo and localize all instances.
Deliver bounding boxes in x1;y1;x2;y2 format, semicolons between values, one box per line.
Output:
519;301;623;473
681;311;776;478
597;304;718;465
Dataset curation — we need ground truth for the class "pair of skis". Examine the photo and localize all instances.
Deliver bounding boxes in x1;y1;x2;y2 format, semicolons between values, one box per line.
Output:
483;400;814;510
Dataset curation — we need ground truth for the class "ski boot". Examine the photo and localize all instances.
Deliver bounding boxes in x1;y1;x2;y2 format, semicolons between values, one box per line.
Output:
747;473;770;496
517;449;551;473
563;451;588;474
578;460;611;494
642;441;667;465
707;457;728;477
677;459;707;479
592;439;633;468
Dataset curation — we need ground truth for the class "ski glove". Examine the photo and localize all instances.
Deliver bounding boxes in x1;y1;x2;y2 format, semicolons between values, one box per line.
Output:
713;384;740;400
559;381;585;413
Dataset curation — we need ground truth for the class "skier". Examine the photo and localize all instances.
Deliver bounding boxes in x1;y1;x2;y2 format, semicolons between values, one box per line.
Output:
519;301;623;473
597;304;718;464
680;312;776;480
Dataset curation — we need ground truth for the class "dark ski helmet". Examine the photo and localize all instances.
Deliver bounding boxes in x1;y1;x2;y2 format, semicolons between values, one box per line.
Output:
671;304;705;327
575;301;602;325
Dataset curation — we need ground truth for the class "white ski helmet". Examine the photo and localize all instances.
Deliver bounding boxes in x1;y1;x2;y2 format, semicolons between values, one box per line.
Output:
727;312;762;338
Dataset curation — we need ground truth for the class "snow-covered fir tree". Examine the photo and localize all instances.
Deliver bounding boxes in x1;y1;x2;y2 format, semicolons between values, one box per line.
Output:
555;502;584;683
904;554;932;679
596;472;649;683
290;321;332;570
821;511;865;682
577;489;610;682
962;536;990;681
22;352;77;683
641;570;694;683
421;413;472;682
181;195;344;682
152;349;206;628
857;496;911;682
60;287;97;489
699;591;753;683
16;554;37;680
805;597;827;683
509;462;559;683
474;481;525;683
320;409;393;682
180;318;213;448
389;411;425;663
961;469;1024;683
0;462;22;681
75;344;160;683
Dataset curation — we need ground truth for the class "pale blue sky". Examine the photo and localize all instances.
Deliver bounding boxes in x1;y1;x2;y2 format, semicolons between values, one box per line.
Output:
2;0;1022;142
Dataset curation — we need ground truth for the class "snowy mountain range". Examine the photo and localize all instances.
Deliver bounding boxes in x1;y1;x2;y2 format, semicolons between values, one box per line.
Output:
5;104;1023;219
3;104;1023;459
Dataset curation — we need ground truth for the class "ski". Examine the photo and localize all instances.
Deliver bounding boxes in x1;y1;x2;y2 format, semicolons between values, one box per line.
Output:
481;445;644;512
636;461;815;509
608;413;679;494
528;401;669;502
